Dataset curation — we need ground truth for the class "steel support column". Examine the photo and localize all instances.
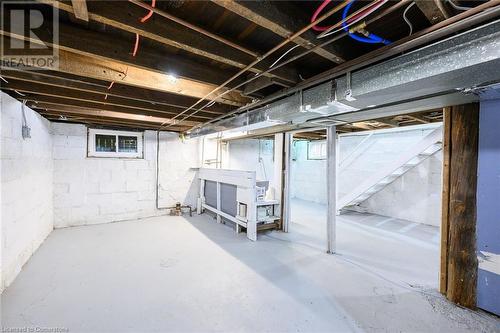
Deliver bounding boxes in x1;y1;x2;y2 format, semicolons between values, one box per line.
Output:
327;125;337;254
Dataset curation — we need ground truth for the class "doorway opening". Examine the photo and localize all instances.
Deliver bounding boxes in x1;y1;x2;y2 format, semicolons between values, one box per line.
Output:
285;110;444;289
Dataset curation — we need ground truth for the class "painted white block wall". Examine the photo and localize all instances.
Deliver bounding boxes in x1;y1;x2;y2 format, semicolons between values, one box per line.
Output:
1;92;53;292
290;140;327;204
224;139;274;185
360;154;442;226
289;126;443;225
52;123;200;228
157;132;200;209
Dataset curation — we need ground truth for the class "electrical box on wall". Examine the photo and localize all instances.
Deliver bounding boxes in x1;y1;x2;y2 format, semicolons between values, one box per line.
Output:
22;125;31;139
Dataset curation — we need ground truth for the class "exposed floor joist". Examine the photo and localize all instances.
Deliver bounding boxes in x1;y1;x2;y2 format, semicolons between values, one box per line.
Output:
0;18;247;89
37;0;299;84
1;78;224;118
211;0;345;64
70;0;88;21
0;33;248;106
0;69;233;115
24;98;213;122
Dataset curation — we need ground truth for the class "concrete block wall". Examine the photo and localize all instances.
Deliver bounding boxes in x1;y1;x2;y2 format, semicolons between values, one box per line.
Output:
224;139;274;185
338;128;438;198
359;154;442;226
290;126;442;225
1;93;54;292
290;140;327;204
157;132;200;209
52;124;200;228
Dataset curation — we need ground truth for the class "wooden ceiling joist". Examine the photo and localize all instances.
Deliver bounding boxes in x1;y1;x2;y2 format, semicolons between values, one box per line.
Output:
21;96;214;122
211;0;345;64
33;105;198;127
70;0;89;21
0;18;246;88
1;78;224;118
0;69;233;115
415;0;449;24
407;114;431;124
42;112;187;131
0;34;248;106
37;0;298;84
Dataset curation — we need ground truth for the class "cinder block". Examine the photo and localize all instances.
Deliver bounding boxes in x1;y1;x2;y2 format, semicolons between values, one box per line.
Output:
99;181;127;193
85;192;112;206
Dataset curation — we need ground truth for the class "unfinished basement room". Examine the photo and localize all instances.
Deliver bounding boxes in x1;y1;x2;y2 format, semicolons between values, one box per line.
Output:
1;0;500;332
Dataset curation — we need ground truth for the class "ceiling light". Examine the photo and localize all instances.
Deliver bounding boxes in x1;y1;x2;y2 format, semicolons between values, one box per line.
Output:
166;74;178;84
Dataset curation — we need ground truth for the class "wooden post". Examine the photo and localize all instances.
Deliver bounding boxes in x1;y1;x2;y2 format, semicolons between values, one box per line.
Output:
440;107;452;294
441;103;479;308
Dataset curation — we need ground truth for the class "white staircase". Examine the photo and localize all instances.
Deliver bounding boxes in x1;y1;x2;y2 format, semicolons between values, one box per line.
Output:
338;126;443;210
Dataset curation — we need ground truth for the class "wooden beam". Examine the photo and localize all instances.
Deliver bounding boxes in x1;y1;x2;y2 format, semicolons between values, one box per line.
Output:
415;0;449;24
0;69;233;114
37;0;298;84
42;112;187;131
375;118;399;128
444;103;479;308
1;79;224;117
212;0;345;64
0;34;247;106
21;97;213;122
0;18;245;88
243;76;289;96
36;107;194;126
408;114;431;124
70;0;89;21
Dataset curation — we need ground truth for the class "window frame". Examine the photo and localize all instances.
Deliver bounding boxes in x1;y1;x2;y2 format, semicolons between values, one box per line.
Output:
87;128;144;159
307;140;327;160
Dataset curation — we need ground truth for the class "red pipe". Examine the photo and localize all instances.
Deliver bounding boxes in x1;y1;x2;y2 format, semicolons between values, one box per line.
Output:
311;0;333;31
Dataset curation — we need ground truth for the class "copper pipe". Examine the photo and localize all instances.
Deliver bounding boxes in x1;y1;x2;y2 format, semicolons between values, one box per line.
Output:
128;0;259;58
160;0;354;129
187;0;500;133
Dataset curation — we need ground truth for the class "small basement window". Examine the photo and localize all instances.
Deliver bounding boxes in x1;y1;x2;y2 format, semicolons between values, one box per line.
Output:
88;128;143;158
307;140;327;160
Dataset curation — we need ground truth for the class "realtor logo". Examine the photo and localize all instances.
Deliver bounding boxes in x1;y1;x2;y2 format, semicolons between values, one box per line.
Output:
1;1;59;69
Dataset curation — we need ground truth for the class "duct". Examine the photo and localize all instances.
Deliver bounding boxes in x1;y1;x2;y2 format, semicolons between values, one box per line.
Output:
188;20;500;138
322;91;477;124
334;19;500;110
189;80;350;137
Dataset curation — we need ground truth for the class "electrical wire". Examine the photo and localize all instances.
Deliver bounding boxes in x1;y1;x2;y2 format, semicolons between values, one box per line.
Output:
140;0;156;22
0;75;8;84
447;0;472;11
311;0;334;31
269;44;300;69
132;33;140;57
14;90;26;96
403;2;416;36
159;0;351;130
104;81;115;100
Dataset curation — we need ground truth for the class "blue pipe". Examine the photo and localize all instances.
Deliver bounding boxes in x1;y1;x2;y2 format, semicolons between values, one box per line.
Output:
342;0;391;45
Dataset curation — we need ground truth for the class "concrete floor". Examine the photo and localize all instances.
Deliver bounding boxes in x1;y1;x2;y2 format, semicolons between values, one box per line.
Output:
2;211;499;332
282;199;441;287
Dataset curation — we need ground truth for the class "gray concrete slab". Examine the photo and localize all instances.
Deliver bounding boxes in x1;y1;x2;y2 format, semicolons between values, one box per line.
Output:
2;212;499;332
